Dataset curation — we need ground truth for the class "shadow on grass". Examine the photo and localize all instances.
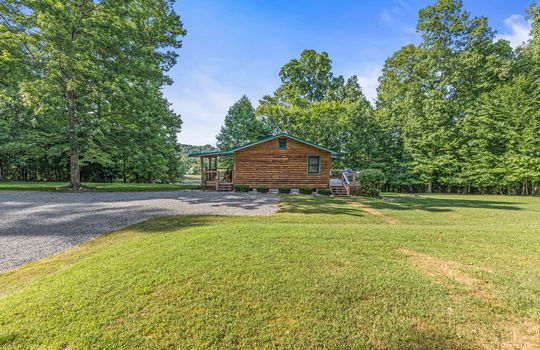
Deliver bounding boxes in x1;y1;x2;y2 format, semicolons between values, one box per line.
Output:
402;327;477;350
362;195;524;213
279;194;524;221
131;215;222;234
3;215;481;350
279;195;366;217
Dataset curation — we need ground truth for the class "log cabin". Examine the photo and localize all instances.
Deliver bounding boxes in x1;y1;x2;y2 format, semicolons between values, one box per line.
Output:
189;133;340;192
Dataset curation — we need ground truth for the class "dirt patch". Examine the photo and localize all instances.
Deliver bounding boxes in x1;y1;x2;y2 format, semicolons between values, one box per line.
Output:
400;248;540;350
445;212;463;220
498;318;540;350
399;248;498;304
348;201;399;224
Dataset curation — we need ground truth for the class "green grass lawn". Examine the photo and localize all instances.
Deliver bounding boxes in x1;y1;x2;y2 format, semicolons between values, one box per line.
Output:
1;194;539;349
0;179;200;192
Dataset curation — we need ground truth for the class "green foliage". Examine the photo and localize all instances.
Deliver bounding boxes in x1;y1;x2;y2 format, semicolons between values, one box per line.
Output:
217;96;269;151
0;182;199;192
278;188;291;194
216;96;269;169
234;185;250;192
300;188;315;195
317;189;332;196
358;169;386;197
257;49;383;171
2;0;539;195
0;0;186;186
375;0;540;194
256;187;269;193
179;144;217;175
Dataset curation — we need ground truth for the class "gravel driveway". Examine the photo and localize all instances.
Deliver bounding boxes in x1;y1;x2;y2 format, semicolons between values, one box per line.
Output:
0;190;279;272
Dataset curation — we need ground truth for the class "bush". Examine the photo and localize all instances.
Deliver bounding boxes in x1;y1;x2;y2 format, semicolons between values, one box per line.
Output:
358;169;386;197
234;185;250;192
317;188;331;196
257;187;269;193
300;188;315;195
278;188;291;194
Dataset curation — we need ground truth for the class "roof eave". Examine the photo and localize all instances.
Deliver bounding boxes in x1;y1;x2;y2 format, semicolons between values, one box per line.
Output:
188;151;233;157
189;133;338;157
228;133;338;155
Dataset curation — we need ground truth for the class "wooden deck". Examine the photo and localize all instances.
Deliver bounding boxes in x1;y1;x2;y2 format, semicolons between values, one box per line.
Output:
330;171;360;196
200;169;360;195
201;169;233;191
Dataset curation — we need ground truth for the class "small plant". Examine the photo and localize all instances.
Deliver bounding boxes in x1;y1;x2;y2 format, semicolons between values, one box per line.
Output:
317;188;331;196
358;169;386;197
234;185;250;192
278;188;291;194
257;187;269;193
300;188;315;195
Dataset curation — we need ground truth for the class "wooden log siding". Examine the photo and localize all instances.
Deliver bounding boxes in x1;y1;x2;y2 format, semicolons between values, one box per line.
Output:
233;137;332;188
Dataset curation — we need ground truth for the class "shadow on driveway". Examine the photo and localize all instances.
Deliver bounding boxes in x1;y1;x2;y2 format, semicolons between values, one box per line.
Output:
0;190;279;272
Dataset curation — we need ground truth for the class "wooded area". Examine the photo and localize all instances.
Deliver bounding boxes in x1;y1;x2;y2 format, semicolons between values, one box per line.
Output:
2;0;539;194
217;1;540;195
0;0;185;187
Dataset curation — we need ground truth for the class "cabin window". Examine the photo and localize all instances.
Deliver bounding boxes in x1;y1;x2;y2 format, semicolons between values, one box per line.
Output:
307;156;320;175
278;138;288;149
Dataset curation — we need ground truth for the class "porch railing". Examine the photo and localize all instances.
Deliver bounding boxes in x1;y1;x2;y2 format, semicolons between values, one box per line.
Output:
201;169;233;187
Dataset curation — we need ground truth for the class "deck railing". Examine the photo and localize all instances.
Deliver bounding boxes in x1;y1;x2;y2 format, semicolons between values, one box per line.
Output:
331;170;360;196
201;169;233;188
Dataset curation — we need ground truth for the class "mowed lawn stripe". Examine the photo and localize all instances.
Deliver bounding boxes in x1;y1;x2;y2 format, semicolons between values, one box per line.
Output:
0;194;539;349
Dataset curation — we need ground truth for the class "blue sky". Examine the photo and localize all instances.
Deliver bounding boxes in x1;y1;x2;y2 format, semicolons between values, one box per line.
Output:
165;0;533;146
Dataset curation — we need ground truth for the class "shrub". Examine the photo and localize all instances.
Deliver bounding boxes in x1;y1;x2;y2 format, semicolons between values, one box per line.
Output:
300;188;315;195
257;187;269;193
358;169;386;197
278;188;291;194
317;188;331;196
234;185;250;192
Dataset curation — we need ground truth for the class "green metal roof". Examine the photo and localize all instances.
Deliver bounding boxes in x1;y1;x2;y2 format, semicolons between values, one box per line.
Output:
189;133;338;158
187;149;233;157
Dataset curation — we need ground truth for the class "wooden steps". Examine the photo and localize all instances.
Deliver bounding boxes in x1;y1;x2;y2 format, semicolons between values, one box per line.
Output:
330;185;348;196
217;183;233;192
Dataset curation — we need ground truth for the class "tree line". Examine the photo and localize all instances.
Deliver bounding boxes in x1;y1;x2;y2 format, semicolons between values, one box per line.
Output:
1;0;185;188
2;0;538;194
217;0;540;195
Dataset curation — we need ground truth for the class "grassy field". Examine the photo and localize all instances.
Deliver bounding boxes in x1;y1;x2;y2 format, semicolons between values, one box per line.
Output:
0;175;201;192
1;194;539;349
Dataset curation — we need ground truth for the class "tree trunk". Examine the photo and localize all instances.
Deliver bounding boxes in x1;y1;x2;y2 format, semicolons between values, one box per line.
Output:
67;89;81;189
427;182;432;193
123;157;127;183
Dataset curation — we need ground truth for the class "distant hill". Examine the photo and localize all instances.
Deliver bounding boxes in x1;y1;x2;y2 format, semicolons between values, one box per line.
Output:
179;144;219;174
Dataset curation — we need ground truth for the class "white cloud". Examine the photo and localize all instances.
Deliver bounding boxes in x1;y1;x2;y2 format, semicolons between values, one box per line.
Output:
353;65;382;104
379;9;392;23
379;0;409;24
164;70;241;146
377;0;418;45
394;0;409;9
497;14;531;49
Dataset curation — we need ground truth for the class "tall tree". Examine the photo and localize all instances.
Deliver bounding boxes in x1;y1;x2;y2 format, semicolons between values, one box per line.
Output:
377;0;513;192
256;49;381;170
216;95;269;151
2;0;185;188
